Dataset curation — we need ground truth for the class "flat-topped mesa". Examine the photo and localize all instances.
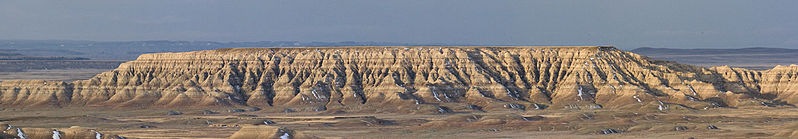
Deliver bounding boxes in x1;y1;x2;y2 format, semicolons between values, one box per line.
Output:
1;46;797;112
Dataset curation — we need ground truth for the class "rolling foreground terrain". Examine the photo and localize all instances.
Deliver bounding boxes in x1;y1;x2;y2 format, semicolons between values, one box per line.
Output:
1;46;798;138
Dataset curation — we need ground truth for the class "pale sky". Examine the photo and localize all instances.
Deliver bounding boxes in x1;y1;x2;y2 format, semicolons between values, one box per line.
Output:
1;0;797;49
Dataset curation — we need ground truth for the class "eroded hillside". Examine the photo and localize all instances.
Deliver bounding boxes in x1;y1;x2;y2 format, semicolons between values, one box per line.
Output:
1;46;796;113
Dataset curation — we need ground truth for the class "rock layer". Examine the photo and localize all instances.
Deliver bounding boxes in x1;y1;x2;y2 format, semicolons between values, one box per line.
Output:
1;46;796;111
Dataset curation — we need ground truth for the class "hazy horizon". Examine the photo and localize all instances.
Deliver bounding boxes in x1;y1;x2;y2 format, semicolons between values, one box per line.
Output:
2;0;797;49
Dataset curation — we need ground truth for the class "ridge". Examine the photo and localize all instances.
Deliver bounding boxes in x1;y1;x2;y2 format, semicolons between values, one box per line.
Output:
1;46;796;113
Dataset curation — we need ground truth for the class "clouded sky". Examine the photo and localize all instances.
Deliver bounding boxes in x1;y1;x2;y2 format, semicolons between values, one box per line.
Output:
1;0;796;49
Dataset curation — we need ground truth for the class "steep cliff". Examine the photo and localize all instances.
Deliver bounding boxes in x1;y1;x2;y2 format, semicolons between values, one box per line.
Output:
1;46;796;111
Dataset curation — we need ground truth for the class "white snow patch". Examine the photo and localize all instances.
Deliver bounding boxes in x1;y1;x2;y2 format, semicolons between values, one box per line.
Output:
577;86;585;101
633;95;642;102
438;107;448;113
52;130;62;139
311;90;320;100
279;130;291;139
17;128;27;139
688;85;698;96
92;130;102;139
432;90;442;102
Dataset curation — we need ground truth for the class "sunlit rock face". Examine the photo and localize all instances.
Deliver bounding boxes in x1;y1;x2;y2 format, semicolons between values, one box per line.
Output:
1;46;796;111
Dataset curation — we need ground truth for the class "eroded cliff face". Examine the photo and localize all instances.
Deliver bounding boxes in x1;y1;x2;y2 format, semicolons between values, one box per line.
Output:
1;46;796;112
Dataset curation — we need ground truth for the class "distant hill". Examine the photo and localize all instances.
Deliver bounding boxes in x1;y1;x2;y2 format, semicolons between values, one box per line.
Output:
2;40;470;72
0;49;89;60
0;48;120;72
0;49;23;56
0;40;472;60
631;47;798;70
